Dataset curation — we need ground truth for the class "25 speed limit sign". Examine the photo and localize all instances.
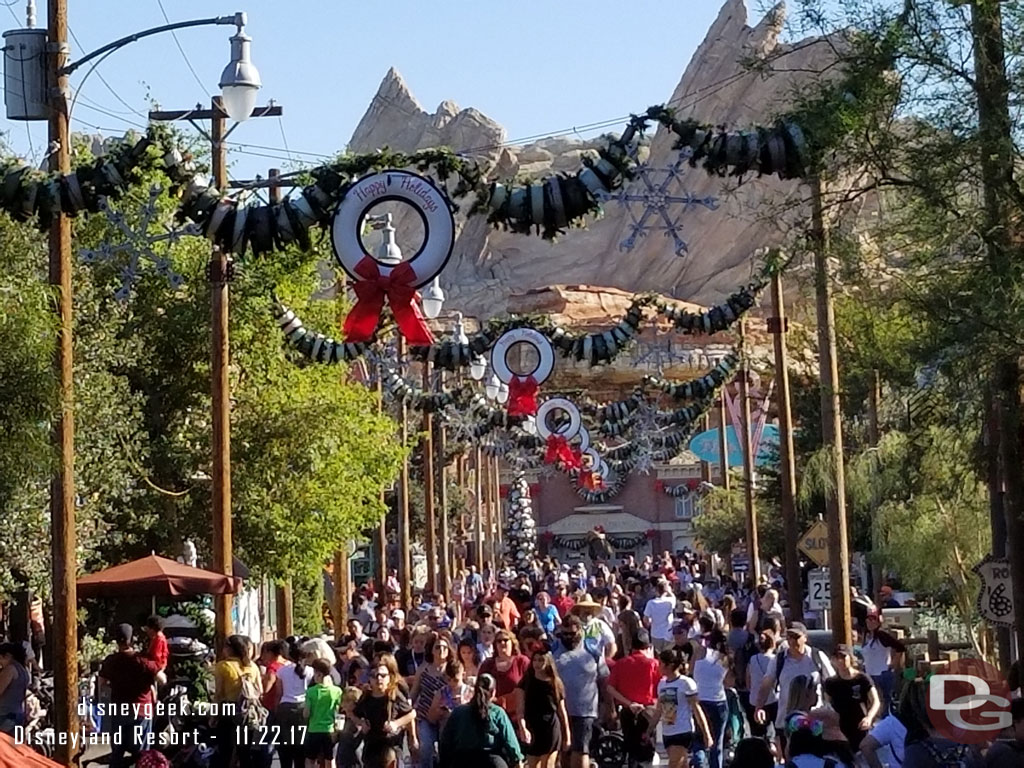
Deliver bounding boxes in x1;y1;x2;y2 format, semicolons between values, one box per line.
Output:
808;569;831;610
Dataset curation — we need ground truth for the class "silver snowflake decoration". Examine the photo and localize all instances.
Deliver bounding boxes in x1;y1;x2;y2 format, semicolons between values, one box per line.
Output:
597;146;718;257
79;185;200;301
444;404;484;443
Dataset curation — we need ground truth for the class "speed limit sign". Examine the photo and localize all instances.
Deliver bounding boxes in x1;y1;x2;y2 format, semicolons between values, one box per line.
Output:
808;568;831;610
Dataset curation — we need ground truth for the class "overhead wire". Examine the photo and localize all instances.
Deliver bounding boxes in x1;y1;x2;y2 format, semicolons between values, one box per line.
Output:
155;0;211;99
67;25;148;118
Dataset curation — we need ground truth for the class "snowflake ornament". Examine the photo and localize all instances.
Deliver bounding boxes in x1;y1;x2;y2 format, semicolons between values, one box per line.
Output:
597;146;718;257
79;185;200;301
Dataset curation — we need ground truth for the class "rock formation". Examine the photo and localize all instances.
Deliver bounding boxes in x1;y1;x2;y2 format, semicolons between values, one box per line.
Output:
347;0;838;319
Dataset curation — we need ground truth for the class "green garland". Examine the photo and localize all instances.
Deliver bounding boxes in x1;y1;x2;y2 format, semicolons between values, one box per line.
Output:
0;125;186;230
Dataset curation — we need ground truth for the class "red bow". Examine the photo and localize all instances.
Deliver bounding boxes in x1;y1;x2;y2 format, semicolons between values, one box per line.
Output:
506;375;539;417
580;470;606;491
544;435;580;470
342;257;435;345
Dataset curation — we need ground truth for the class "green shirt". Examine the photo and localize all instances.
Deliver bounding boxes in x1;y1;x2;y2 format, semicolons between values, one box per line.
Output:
438;702;523;767
305;682;342;733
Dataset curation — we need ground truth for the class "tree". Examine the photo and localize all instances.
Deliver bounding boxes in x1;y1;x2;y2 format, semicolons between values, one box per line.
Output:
0;135;406;605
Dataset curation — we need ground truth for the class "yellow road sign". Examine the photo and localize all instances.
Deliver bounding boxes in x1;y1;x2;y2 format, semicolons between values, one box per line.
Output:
799;520;830;568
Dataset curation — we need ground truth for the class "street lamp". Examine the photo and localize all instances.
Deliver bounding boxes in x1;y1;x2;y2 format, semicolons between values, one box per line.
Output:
497;381;510;405
4;11;261;123
452;312;470;346
218;15;261;122
485;372;500;400
421;277;445;320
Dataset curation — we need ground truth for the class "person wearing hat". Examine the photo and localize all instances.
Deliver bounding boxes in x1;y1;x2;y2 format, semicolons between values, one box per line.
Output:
493;581;521;632
823;644;879;752
571;594;616;660
861;609;905;715
753;622;835;744
554;616;609;768
98;623;162;768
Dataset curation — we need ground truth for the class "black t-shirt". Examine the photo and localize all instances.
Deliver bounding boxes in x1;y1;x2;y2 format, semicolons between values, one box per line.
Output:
395;648;426;678
354;690;412;752
518;674;558;729
824;673;874;747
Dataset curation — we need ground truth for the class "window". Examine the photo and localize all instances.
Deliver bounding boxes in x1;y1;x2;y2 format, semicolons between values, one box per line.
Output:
675;497;694;520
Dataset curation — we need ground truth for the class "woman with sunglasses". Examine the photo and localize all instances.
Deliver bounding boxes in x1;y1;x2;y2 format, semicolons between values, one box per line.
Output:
478;629;531;718
355;659;415;768
438;673;524;768
515;650;570;768
410;633;453;768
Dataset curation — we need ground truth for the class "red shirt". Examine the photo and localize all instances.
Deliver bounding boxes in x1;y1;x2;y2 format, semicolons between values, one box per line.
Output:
145;631;169;672
100;650;160;708
261;660;284;710
608;651;660;706
552;594;575;618
478;654;531;713
496;596;520;630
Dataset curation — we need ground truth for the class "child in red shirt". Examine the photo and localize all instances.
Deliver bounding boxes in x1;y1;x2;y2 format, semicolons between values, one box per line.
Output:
143;615;169;686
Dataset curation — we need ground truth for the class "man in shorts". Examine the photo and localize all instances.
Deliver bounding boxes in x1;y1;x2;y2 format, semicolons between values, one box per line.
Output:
555;615;608;768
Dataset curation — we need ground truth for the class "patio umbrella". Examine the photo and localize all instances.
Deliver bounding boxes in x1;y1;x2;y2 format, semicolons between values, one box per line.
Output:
77;554;242;599
0;733;63;768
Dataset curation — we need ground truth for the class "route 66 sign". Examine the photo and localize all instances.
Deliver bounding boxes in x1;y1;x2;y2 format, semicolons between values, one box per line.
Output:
973;555;1015;627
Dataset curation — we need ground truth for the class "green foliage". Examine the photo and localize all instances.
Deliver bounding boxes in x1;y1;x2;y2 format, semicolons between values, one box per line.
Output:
0;139;405;603
291;568;325;637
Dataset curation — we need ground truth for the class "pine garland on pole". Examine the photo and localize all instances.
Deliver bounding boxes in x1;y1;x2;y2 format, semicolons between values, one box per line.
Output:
505;474;537;573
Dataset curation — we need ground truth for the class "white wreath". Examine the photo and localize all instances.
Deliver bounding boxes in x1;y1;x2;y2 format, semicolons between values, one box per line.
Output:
331;170;455;289
490;328;554;385
536;397;582;441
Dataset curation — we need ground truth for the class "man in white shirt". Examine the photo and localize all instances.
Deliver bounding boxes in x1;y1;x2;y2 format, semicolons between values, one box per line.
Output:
643;579;677;652
753;622;835;732
860;713;907;768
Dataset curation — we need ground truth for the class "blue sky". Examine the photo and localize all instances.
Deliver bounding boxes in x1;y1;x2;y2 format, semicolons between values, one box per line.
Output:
1;1;732;180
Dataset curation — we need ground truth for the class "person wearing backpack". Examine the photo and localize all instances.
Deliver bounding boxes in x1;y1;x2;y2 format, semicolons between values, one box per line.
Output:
213;634;264;768
900;679;983;768
753;622;835;749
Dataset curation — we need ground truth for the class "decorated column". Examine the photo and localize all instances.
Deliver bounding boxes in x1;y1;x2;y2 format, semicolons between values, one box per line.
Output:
505;473;537;574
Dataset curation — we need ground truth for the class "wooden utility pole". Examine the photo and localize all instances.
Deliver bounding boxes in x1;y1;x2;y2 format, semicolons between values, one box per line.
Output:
717;396;731;490
437;414;451;595
457;454;468;572
970;0;1024;658
985;388;1012;670
810;178;852;646
493;455;503;561
398;337;413;608
47;0;79;760
376;365;387;596
700;414;712;482
866;368;883;601
267;168;293;637
770;272;803;623
422;361;437;593
148;99;282;651
481;454;493;568
209;97;234;651
738;320;761;582
474;447;485;569
333;550;348;641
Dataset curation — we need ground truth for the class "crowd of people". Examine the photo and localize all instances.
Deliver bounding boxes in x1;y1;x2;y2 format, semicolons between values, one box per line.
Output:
8;548;1024;768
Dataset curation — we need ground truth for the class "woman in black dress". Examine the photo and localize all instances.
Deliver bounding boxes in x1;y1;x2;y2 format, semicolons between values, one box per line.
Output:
515;650;571;768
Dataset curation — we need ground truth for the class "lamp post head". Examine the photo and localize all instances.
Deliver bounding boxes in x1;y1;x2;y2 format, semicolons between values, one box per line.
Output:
452;311;469;346
485;372;500;400
219;14;260;122
421;277;445;320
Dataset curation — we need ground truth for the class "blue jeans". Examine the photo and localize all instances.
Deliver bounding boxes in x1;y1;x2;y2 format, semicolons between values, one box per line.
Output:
108;714;151;768
873;670;895;713
417;717;440;768
699;700;729;768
